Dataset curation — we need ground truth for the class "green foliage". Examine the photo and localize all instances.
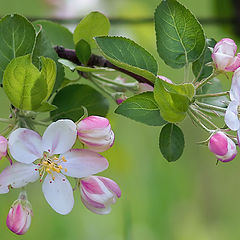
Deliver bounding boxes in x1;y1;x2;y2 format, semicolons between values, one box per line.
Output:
95;36;158;82
33;28;65;91
73;12;110;48
33;20;75;49
115;92;166;126
0;14;36;83
192;38;217;81
50;84;109;121
159;123;185;162
154;78;194;123
75;39;91;65
3;55;56;111
154;0;205;68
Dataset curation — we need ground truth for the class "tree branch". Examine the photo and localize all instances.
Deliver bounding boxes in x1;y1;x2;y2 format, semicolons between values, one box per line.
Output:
54;46;154;87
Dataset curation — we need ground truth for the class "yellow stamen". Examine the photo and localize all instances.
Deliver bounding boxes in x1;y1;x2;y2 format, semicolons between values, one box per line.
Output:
64;168;67;172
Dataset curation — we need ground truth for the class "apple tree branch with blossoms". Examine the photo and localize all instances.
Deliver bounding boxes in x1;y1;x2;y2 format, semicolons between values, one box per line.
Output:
0;0;239;235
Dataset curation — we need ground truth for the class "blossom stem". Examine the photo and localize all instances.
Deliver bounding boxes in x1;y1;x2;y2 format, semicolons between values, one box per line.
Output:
0;118;13;124
195;72;217;90
194;91;229;99
0;125;14;137
187;108;214;133
92;74;138;91
32;120;49;127
190;106;219;129
195;101;227;113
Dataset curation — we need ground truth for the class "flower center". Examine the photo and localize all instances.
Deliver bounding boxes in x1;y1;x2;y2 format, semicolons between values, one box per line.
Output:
36;153;68;182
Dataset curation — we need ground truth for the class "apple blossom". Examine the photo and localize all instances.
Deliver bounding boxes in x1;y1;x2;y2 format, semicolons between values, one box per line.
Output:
6;192;32;235
212;38;240;72
225;68;240;136
0;136;8;160
208;131;237;162
0;120;109;215
77;116;114;152
80;176;121;214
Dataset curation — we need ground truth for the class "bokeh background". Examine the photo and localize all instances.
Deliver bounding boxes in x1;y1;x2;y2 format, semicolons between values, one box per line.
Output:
0;0;239;239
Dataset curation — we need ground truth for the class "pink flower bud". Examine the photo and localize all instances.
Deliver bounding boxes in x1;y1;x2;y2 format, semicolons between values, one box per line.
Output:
6;193;32;235
138;83;154;93
77;116;115;152
80;176;121;215
157;75;173;84
208;131;237;162
0;136;8;160
212;38;240;72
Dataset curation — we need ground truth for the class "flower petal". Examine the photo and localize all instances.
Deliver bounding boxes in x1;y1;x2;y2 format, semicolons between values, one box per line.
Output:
224;101;240;131
230;67;240;102
60;149;109;178
42;173;74;215
42;120;77;155
8;128;43;164
0;163;39;193
225;55;240;72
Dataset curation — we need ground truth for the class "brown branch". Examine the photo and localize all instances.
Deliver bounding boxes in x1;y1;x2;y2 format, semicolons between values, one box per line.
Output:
54;46;154;87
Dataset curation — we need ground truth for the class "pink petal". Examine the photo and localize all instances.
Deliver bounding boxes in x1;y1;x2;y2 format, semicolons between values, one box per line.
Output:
60;149;109;178
42;173;74;215
0;163;39;193
98;177;121;198
8;128;43;164
225;55;240;71
42;120;77;155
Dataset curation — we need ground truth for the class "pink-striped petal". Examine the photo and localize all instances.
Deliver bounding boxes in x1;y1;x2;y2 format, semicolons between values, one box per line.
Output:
0;163;39;193
60;149;109;178
42;120;77;155
42;173;74;215
8;128;43;164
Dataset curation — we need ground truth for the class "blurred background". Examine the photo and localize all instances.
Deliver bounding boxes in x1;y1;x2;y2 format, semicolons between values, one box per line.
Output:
0;0;239;239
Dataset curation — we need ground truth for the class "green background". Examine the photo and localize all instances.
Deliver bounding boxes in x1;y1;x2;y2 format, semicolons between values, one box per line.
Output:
0;0;238;239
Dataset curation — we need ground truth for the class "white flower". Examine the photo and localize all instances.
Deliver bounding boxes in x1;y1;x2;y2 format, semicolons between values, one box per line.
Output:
225;68;240;136
0;120;109;215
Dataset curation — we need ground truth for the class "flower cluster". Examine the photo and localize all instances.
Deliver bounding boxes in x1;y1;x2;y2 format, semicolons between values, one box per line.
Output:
0;116;121;235
208;38;240;162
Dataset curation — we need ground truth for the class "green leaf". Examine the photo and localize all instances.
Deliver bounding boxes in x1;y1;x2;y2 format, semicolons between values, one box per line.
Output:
95;36;158;82
50;84;109;121
32;27;64;92
154;78;193;123
3;55;48;110
192;38;217;81
39;57;56;101
159;123;184;162
58;59;114;73
115;92;166;126
154;0;205;68
0;14;36;83
35;102;57;112
33;20;74;49
73;12;110;48
75;39;91;64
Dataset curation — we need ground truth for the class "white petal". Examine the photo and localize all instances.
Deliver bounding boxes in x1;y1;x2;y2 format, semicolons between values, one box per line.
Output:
0;163;39;193
224;101;240;130
60;149;109;178
42;120;77;155
230;68;240;102
8;128;43;164
42;173;74;215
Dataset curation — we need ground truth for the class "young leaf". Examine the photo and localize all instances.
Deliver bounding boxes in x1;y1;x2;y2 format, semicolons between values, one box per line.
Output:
73;12;110;48
154;78;193;123
95;36;158;82
32;28;64;92
75;39;91;64
159;123;185;162
115;92;166;126
154;0;205;68
50;84;109;121
0;14;36;83
3;55;48;110
33;20;75;49
192;38;217;81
